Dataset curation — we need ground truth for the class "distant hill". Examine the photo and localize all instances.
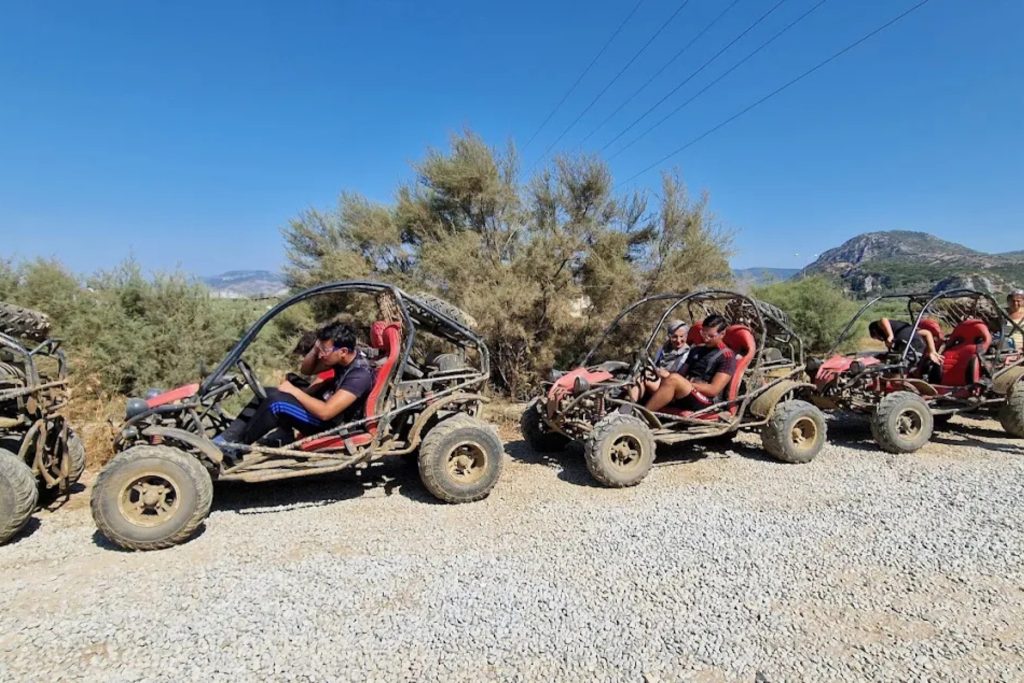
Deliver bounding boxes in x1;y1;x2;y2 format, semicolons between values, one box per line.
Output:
732;267;800;288
202;270;288;299
800;231;1024;295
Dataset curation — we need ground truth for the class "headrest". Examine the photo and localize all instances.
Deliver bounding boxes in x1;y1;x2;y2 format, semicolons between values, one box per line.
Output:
917;318;944;343
947;319;991;348
686;322;703;345
723;325;755;356
369;321;401;352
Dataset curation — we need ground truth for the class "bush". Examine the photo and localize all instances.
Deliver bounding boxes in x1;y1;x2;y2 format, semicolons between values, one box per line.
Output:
754;276;862;354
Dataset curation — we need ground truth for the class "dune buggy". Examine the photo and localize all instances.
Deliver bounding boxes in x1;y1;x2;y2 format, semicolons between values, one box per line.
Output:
0;303;84;544
92;282;504;551
806;288;1024;453
520;290;827;487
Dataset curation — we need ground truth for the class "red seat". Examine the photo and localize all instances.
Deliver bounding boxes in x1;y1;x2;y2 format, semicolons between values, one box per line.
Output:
686;322;703;346
300;320;402;452
940;319;990;386
660;324;756;418
721;325;756;415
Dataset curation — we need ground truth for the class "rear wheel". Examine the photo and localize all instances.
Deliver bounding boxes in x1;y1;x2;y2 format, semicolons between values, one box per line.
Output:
998;383;1024;438
91;445;213;551
761;400;826;464
418;415;504;503
870;391;934;454
0;450;39;544
520;400;570;453
584;414;656;488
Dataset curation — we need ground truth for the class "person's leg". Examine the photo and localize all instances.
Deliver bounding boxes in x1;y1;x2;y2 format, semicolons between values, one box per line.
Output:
238;391;327;444
645;374;694;412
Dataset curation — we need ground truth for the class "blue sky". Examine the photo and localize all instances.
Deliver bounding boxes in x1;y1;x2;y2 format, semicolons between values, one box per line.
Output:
1;0;1021;276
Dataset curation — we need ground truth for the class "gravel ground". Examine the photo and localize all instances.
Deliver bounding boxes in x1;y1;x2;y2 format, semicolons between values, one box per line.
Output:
1;409;1022;682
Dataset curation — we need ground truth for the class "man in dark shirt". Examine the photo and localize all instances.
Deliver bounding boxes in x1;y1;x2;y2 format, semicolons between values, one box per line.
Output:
644;314;737;413
868;318;941;364
217;322;374;446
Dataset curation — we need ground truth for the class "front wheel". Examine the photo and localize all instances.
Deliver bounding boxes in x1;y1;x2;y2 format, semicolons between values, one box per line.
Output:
870;391;934;454
520;400;570;453
761;400;827;464
91;445;213;551
584;414;656;488
998;383;1024;438
418;415;504;503
0;451;39;544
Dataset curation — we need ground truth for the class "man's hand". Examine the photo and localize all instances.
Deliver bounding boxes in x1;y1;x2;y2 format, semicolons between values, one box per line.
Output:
656;368;670;379
885;335;895;348
929;351;943;365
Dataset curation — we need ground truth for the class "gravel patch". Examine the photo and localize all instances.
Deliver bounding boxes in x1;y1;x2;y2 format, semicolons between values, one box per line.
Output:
0;412;1022;682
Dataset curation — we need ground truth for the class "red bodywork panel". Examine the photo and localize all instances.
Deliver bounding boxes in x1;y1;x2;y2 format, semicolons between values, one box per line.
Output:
146;383;200;408
815;355;880;387
547;367;614;401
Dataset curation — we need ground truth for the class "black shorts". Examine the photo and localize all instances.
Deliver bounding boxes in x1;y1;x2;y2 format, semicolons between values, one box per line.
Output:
671;389;714;412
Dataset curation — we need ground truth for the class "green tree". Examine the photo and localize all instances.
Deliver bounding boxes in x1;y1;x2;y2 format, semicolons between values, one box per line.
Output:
754;275;861;354
282;131;732;397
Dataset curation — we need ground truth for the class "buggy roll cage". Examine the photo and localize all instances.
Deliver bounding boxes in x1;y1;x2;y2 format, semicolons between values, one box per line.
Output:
828;288;1024;370
0;331;68;402
580;289;804;373
202;280;489;396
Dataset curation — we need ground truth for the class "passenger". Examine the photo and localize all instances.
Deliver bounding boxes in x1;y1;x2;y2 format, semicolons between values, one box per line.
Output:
628;319;690;402
1007;290;1024;351
644;314;736;413
867;318;942;366
217;322;373;446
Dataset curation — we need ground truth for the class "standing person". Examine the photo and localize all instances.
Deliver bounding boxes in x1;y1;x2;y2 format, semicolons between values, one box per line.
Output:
1007;290;1024;351
216;322;373;446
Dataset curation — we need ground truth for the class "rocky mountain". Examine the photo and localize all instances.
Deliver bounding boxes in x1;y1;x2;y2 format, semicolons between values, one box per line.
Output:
202;270;288;299
800;231;1024;295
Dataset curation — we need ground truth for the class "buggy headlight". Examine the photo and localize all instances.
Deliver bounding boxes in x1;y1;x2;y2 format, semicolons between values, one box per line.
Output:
547;368;565;383
573;376;590;395
805;358;823;378
125;397;149;420
849;360;865;375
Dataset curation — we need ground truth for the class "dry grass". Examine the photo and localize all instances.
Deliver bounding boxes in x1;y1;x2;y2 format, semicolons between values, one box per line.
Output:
65;374;122;468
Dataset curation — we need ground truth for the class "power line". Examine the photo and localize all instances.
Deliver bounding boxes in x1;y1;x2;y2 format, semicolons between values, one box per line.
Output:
619;0;937;187
522;0;647;152
610;0;829;159
577;0;745;148
530;0;694;171
602;0;791;155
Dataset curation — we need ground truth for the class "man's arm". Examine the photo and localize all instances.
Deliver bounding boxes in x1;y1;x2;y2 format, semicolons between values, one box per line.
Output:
691;371;731;398
299;346;328;376
279;381;359;421
880;318;895;346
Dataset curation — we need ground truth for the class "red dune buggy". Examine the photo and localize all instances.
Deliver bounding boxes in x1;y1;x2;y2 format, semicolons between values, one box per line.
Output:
92;282;503;551
807;288;1024;453
521;290;827;487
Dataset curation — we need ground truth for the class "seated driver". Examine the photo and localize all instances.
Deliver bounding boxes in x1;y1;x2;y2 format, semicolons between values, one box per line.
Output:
216;322;373;446
643;314;736;413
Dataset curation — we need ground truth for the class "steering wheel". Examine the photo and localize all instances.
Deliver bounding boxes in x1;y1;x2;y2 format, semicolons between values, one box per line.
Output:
637;353;659;383
236;358;266;400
